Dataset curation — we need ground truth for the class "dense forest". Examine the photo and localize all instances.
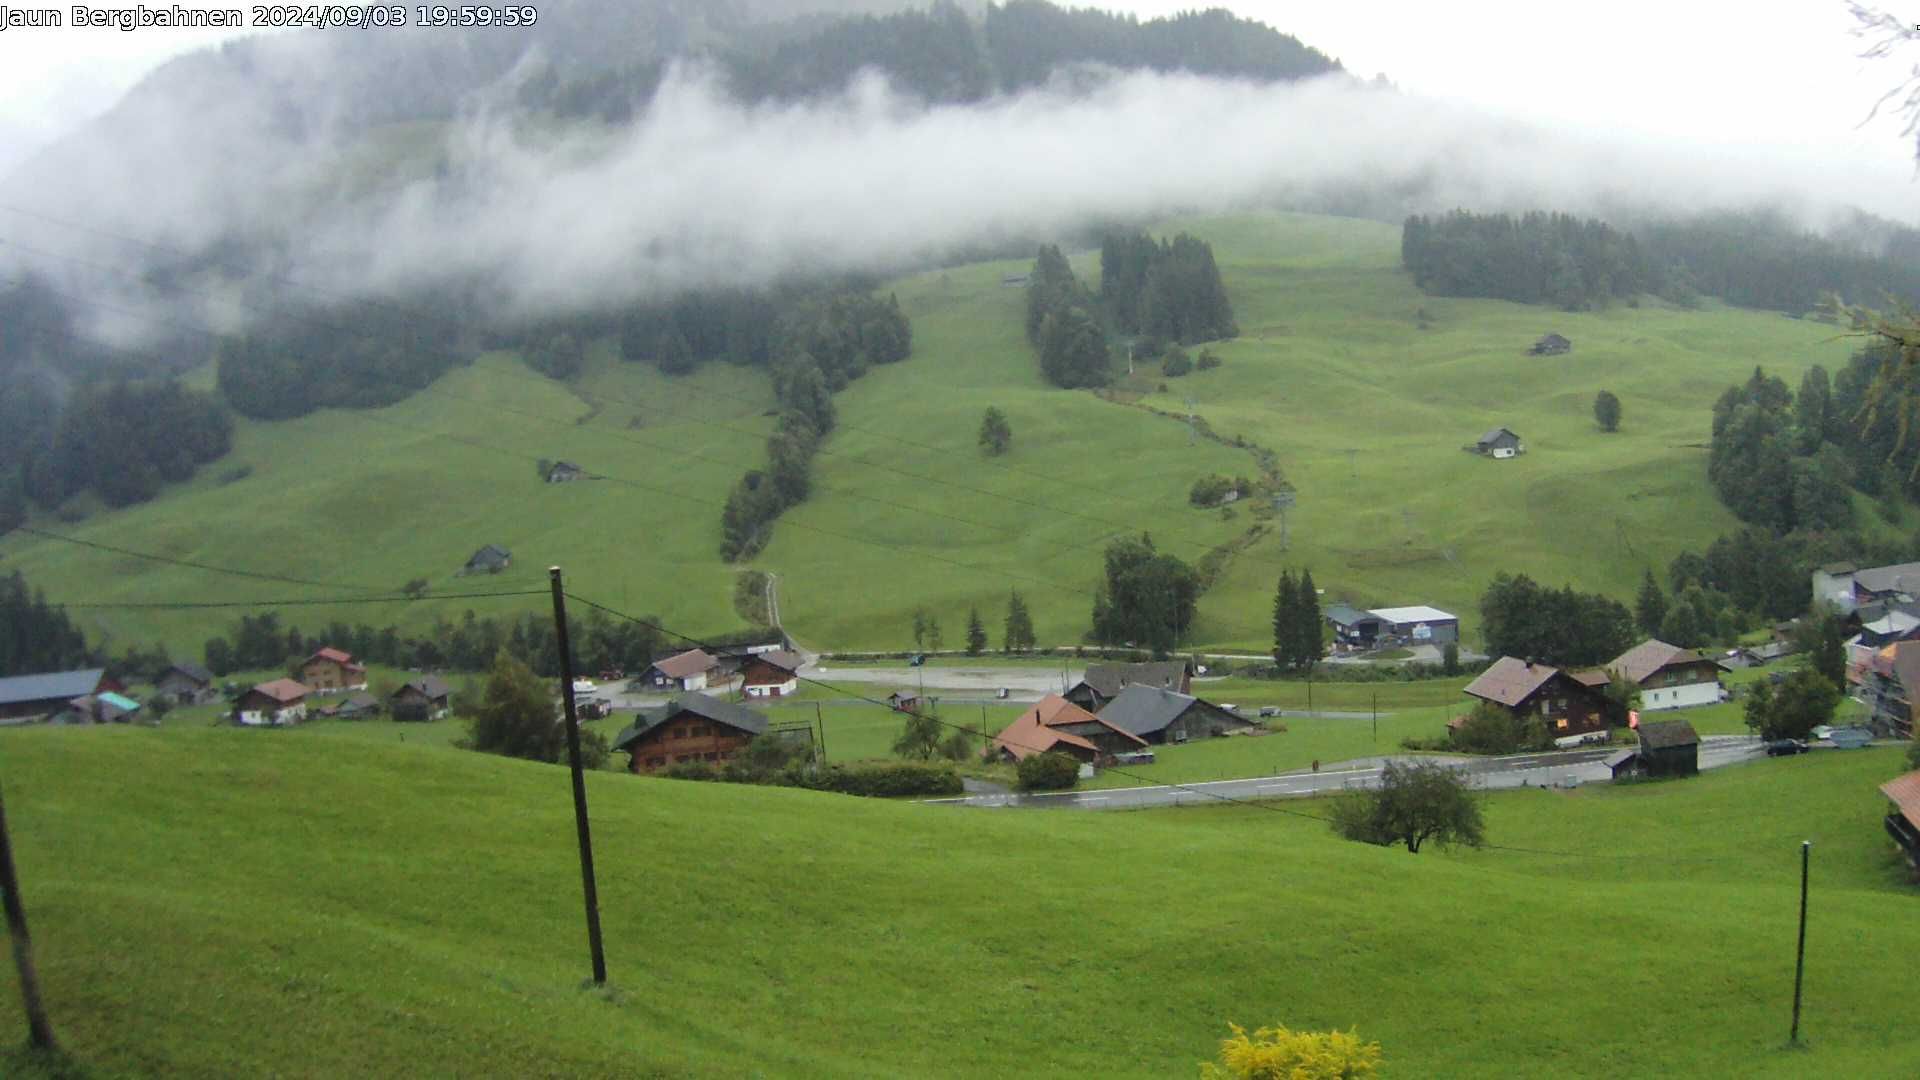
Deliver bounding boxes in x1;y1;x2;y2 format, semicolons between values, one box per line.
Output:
532;1;1342;120
1025;245;1111;389
215;300;469;421
1402;208;1920;314
0;571;92;677
1099;230;1238;344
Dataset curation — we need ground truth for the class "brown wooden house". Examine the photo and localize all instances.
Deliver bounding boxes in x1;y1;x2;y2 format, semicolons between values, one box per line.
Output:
1458;656;1609;738
741;650;802;699
235;679;310;726
154;662;215;705
612;694;769;773
1634;719;1700;777
391;676;452;721
300;647;367;692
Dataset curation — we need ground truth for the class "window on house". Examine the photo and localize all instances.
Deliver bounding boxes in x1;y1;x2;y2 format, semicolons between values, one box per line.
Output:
673;727;686;739
1556;718;1569;730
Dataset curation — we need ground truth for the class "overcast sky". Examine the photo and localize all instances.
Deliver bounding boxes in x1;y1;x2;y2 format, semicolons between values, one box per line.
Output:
0;1;1913;198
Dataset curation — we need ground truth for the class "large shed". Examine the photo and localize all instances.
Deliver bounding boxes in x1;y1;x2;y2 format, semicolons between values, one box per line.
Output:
1636;719;1699;778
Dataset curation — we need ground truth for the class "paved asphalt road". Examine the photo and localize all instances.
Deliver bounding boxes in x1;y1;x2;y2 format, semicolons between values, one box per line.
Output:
928;735;1770;810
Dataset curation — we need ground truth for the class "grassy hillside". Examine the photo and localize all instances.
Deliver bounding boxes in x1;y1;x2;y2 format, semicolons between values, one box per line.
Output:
3;728;1918;1076
0;212;1878;654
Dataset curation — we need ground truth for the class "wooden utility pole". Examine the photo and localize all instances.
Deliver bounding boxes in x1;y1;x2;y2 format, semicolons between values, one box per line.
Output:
0;777;56;1049
1791;840;1811;1044
548;567;608;986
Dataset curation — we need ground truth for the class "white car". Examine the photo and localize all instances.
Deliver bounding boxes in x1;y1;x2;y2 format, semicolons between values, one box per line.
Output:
570;679;597;695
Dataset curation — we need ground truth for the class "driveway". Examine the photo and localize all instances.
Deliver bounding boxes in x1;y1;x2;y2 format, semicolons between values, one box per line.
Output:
926;735;1768;810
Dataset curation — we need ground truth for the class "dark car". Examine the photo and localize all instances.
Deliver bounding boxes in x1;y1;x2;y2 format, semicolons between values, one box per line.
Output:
1763;738;1809;756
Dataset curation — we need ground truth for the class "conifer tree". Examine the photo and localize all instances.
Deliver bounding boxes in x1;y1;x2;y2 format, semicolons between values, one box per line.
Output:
965;606;987;657
1295;569;1322;668
1272;570;1298;667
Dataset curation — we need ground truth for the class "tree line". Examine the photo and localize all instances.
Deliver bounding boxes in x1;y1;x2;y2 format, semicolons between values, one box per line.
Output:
215;298;469;421
1400;211;1651;311
719;291;911;561
0;571;92;677
1478;572;1635;668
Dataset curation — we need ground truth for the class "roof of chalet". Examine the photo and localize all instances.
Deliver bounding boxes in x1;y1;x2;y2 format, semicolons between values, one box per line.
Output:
165;662;213;684
97;692;140;712
1862;610;1920;638
1853;561;1920;595
992;709;1097;761
1568;668;1612;688
0;669;106;707
1476;427;1521;446
1882;768;1920;832
466;544;511;565
308;647;363;671
1607;639;1724;685
611;693;768;751
1077;661;1190;700
396;676;452;700
1537;333;1571;345
247;679;310;704
651;649;717;679
1603;749;1638;769
1637;719;1699;751
1025;694;1147;747
1368;605;1457;625
1096;684;1242;738
1462;657;1562;708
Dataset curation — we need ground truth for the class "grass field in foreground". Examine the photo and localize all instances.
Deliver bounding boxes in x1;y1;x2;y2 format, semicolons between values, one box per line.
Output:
1;213;1887;658
2;730;1917;1077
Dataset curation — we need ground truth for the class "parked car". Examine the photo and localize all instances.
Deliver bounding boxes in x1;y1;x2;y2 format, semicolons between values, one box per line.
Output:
908;654;925;667
1258;706;1280;718
995;687;1010;699
1763;738;1809;756
570;678;597;695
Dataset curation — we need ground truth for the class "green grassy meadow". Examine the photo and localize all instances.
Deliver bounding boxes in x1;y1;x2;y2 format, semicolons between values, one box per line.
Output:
0;212;1878;655
3;727;1918;1077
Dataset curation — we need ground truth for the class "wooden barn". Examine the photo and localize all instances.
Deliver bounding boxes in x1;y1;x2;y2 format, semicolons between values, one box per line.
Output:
611;694;768;773
1528;333;1571;356
1636;719;1700;778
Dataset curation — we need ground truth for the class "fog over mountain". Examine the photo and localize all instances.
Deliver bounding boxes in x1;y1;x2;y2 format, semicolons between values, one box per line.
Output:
0;5;1915;344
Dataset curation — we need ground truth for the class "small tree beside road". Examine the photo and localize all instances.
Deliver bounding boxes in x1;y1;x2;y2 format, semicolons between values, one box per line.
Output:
1329;760;1485;853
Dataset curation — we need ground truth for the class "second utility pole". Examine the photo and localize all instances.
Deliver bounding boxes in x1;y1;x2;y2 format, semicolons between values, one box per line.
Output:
549;567;608;986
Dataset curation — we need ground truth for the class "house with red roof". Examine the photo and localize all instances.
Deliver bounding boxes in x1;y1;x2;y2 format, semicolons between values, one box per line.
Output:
990;694;1148;765
300;647;367;693
1880;768;1920;880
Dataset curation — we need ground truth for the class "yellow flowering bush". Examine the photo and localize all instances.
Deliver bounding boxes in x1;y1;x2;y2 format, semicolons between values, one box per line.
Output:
1199;1022;1383;1079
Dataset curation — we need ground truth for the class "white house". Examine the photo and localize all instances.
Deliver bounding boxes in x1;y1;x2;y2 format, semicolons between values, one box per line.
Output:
235;679;310;726
1606;640;1726;711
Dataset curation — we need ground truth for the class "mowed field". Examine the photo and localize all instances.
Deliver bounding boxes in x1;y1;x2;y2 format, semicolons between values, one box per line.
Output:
0;212;1868;654
4;728;1919;1077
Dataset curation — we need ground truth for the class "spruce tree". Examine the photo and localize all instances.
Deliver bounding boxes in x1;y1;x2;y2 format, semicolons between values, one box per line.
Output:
1273;570;1298;667
965;606;987;656
1004;590;1035;653
1634;569;1667;638
1295;569;1322;668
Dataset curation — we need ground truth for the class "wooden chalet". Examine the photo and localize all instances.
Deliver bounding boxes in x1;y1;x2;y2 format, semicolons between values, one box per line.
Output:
235;679;310;726
611;694;768;773
1528;333;1571;356
1095;684;1256;745
461;544;512;575
391;676;452;721
1881;769;1920;881
1458;656;1609;738
544;460;585;483
644;649;716;693
741;650;802;699
1472;427;1525;458
1063;660;1192;712
155;662;215;705
1607;639;1726;711
300;647;367;693
990;694;1147;765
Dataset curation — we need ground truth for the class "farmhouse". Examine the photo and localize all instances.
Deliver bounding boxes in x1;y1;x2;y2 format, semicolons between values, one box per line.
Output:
1472;427;1525;458
155;661;215;705
1813;559;1920;615
544;460;585;483
0;669;112;725
1063;660;1192;712
1882;768;1920;880
54;692;142;725
235;679;309;726
991;694;1148;764
1096;684;1256;745
1634;719;1700;778
391;676;452;721
741;650;803;698
462;544;512;575
611;694;768;773
1528;332;1571;356
1606;639;1726;710
1459;656;1609;738
301;647;367;692
1860;641;1920;740
644;649;717;692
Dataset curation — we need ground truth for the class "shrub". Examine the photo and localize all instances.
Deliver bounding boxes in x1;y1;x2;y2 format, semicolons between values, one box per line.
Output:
1448;701;1550;755
1200;1023;1382;1079
1196;349;1222;371
1016;751;1080;791
1329;760;1484;854
1190;474;1237;507
663;761;720;782
794;761;963;797
1162;348;1194;377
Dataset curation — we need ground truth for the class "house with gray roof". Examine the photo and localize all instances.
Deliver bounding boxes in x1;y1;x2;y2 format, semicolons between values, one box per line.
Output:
155;662;215;705
391;676;452;721
0;669;110;725
611;693;769;773
1063;660;1192;712
1472;427;1525;458
1095;684;1256;745
1814;559;1920;614
461;544;512;575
